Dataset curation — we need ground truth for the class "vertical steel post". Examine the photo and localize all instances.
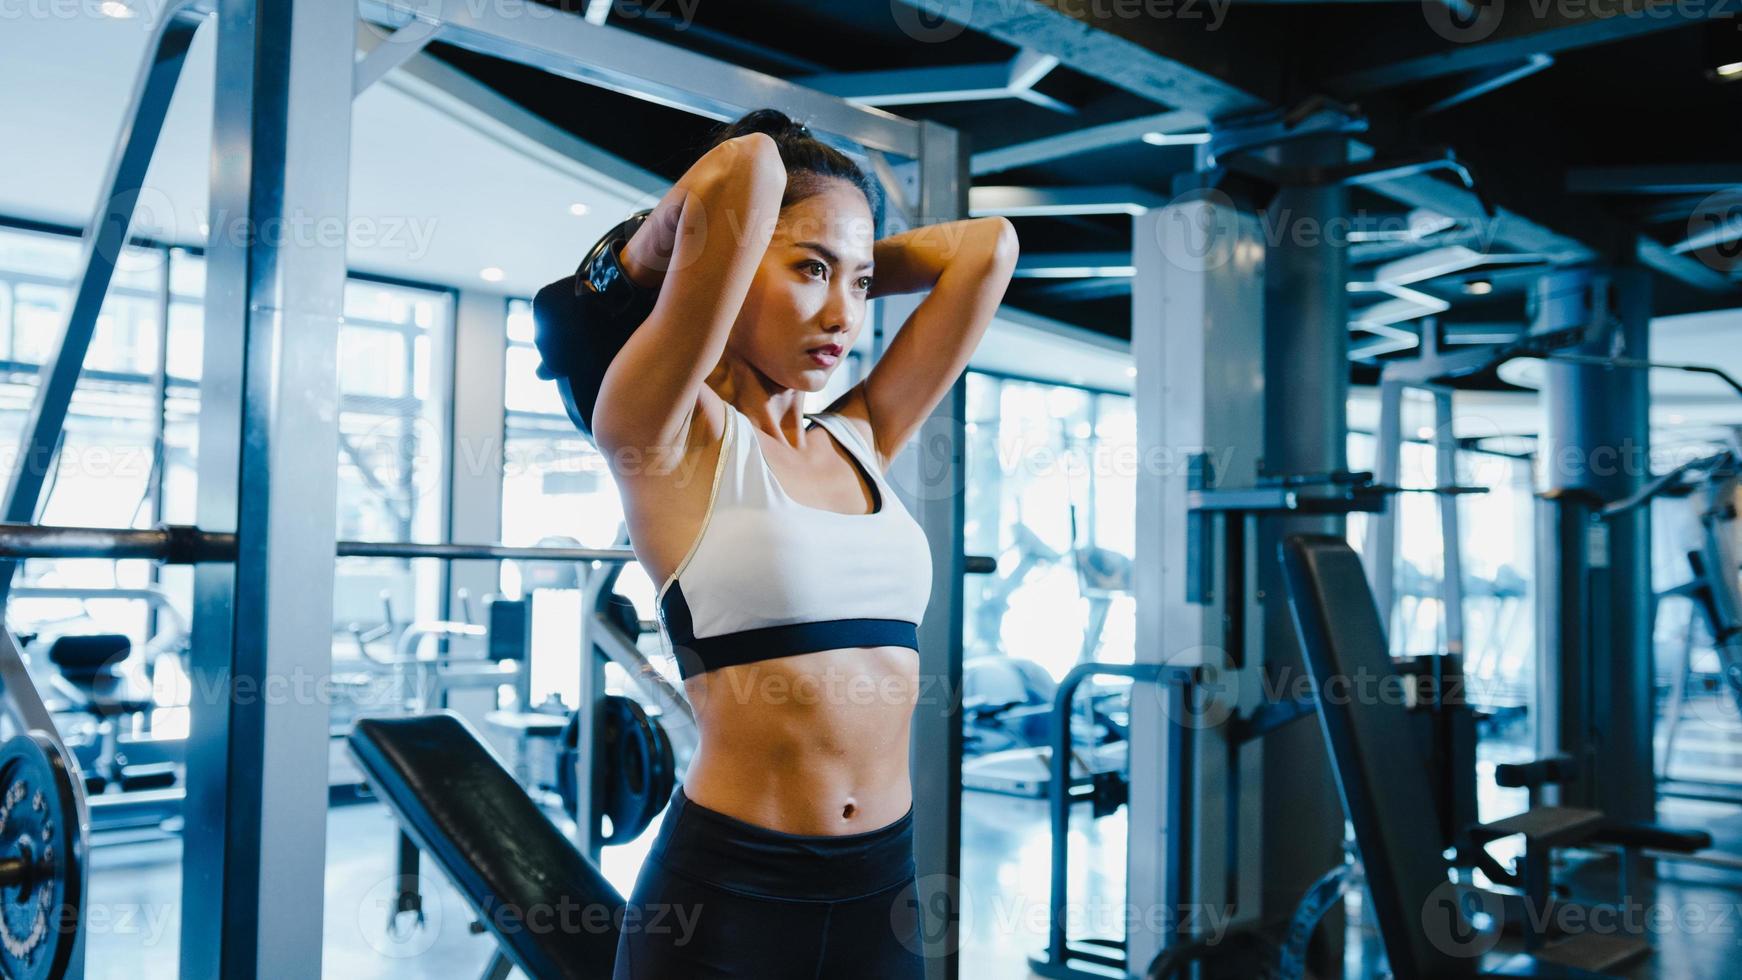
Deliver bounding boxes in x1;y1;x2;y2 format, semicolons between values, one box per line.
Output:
882;120;965;980
1258;136;1349;956
1367;378;1405;638
1537;266;1655;821
1130;195;1266;972
1434;389;1467;657
181;1;354;975
445;290;506;634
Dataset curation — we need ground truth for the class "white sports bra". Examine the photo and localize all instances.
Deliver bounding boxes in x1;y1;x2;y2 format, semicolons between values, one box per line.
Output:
655;403;933;679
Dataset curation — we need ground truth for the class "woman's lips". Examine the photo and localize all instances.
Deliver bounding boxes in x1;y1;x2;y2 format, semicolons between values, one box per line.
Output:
807;344;842;366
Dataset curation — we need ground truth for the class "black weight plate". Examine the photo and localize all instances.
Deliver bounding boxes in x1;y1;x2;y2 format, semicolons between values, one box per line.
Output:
0;733;82;980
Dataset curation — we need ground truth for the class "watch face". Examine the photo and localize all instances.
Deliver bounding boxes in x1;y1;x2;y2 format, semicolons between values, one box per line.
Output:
582;211;651;299
584;239;622;296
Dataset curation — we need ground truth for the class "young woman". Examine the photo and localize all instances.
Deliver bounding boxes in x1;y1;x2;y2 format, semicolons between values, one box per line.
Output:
593;109;1017;979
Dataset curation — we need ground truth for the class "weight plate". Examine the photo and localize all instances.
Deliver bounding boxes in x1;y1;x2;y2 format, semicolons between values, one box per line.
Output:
0;733;82;980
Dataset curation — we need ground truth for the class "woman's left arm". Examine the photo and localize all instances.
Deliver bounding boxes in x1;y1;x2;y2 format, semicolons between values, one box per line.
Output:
829;216;1018;466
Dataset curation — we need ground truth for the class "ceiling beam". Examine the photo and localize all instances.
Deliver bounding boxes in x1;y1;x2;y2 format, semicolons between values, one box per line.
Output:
971;110;1207;175
1013;252;1135;278
800;54;1072;112
1027;278;1133;302
1370;245;1495;286
971;184;1170;216
357;23;666;201
1325;2;1718;96
893;0;1272;117
1568;164;1742;195
1638;237;1736;291
916;0;1736;299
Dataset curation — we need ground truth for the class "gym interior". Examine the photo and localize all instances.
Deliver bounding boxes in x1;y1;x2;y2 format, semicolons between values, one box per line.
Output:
2;2;1741;978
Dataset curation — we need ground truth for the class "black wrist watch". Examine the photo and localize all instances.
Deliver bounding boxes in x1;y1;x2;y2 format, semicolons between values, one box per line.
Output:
576;208;657;319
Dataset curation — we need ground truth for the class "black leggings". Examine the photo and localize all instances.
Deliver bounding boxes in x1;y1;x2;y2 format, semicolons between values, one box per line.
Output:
611;786;925;979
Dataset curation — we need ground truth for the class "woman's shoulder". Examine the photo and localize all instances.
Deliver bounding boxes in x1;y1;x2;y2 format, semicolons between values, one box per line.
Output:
600;387;732;480
811;388;884;471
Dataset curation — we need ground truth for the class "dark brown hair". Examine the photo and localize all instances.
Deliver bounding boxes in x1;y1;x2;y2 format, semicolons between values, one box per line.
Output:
700;108;886;240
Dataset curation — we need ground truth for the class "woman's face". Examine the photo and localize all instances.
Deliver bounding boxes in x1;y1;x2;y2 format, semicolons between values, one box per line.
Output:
727;180;875;393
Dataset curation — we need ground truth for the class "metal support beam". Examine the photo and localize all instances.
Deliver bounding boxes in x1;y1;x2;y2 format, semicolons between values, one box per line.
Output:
353;17;442;96
969;184;1168;217
1130;196;1266;971
181;0;355;975
0;3;204;605
1257;136;1348;967
1419;54;1554;115
1350;324;1423;359
895;0;1270;118
1636;236;1737;293
1028;277;1132;303
1012;252;1133;278
445;290;507;627
970;110;1208;176
1367;379;1405;631
1326;5;1719;96
358;0;923;156
1434;390;1466;658
1567;164;1742;196
880;120;966;980
799;56;1071;113
1536;266;1656;823
360;21;667;202
940;1;1729;297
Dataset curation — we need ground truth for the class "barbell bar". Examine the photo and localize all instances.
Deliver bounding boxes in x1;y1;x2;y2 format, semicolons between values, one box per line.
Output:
0;522;997;574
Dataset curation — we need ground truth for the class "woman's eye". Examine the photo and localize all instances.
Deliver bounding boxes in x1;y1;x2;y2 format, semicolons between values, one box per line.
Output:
804;260;827;278
856;276;873;290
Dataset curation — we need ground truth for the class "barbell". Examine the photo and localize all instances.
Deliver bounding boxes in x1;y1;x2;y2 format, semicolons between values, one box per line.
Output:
0;521;996;573
0;733;81;980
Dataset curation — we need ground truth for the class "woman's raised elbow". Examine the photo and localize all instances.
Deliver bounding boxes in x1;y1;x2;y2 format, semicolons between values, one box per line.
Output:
703;133;786;191
984;215;1019;269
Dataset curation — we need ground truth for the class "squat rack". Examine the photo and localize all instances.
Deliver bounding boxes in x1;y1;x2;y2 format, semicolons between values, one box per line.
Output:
13;2;966;978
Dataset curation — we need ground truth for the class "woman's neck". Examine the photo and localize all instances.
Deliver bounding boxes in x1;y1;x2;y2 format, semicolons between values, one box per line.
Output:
706;361;809;444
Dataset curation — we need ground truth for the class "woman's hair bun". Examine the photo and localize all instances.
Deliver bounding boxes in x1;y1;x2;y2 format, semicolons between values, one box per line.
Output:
698;108;886;239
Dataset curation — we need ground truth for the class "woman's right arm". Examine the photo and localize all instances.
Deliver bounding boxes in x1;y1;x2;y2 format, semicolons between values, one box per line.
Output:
591;133;786;461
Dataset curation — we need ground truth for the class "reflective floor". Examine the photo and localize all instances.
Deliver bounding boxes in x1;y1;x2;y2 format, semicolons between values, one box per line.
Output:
78;776;1742;978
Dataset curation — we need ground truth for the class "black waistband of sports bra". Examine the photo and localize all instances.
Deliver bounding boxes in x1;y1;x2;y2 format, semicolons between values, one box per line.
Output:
675;620;920;678
649;787;916;902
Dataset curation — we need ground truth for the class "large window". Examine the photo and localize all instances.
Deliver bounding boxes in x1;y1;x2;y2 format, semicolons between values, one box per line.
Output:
0;224;454;661
0;225;171;648
331;279;452;631
962;371;1136;678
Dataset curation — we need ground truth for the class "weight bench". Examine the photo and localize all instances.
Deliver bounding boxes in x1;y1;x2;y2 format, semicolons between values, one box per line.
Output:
1280;535;1710;979
348;712;625;979
33;633;177;794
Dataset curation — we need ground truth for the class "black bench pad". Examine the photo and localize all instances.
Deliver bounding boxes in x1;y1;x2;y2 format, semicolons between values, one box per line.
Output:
349;712;624;979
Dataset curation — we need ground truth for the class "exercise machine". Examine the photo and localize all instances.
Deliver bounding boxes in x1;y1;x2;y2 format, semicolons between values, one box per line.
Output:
1283;534;1711;978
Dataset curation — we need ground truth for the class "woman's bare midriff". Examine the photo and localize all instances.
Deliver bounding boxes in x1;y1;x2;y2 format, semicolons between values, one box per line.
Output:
678;643;921;836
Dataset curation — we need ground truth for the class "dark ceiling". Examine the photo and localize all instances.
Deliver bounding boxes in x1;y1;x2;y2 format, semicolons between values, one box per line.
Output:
426;1;1742;365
